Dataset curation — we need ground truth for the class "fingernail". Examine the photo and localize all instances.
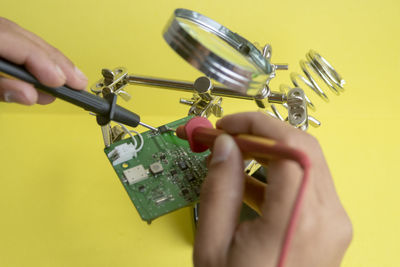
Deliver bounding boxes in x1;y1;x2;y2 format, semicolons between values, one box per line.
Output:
210;134;234;165
74;66;88;81
4;91;19;103
55;65;66;81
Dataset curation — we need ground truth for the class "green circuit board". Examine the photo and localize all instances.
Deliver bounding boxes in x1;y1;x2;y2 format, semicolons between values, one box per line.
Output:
104;116;210;223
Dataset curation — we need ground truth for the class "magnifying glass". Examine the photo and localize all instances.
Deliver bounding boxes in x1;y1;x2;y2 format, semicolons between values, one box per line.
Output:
163;8;273;96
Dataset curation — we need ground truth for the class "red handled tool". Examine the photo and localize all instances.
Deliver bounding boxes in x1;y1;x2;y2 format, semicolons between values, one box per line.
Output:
177;116;311;267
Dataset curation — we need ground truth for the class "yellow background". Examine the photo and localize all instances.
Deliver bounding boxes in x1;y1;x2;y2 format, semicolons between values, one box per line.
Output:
1;0;399;266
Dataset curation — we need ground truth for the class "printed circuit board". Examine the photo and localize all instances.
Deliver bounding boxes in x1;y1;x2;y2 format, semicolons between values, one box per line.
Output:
104;116;210;223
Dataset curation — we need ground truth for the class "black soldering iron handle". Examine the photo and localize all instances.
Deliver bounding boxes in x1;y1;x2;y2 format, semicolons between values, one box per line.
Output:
0;58;140;127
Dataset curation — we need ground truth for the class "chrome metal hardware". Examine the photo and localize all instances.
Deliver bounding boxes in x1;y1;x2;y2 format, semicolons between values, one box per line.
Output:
91;67;131;101
268;50;345;127
90;49;343;132
100;124;112;147
243;50;344;176
287;88;308;131
180;77;224;117
111;125;126;143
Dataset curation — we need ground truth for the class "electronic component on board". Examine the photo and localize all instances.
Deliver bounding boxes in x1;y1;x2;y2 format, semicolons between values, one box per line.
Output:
178;161;188;170
150;162;164;174
123;165;148;185
158;125;173;134
181;189;189;195
186;173;196;183
154;195;172;205
108;143;138;166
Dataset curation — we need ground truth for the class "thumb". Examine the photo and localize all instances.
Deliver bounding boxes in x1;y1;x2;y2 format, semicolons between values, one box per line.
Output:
194;134;244;265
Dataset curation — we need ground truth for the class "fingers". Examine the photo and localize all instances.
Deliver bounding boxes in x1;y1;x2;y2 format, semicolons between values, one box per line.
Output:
261;160;302;219
0;77;38;105
0;28;66;87
36;90;56;105
216;112;305;145
242;174;266;214
7;19;88;90
0;17;87;105
194;134;244;266
216;112;310;222
24;35;88;90
0;77;57;105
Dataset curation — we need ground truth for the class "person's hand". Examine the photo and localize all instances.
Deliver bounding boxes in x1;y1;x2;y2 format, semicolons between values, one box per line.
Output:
0;17;87;105
193;112;352;267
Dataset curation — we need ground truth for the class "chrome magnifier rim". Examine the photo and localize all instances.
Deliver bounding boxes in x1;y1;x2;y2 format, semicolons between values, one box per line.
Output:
163;8;273;96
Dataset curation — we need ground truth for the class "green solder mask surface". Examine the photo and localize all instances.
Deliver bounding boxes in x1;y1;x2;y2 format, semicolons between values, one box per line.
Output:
104;116;210;223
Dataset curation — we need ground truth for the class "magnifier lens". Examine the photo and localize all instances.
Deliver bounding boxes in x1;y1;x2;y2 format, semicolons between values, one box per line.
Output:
164;9;273;96
176;18;257;73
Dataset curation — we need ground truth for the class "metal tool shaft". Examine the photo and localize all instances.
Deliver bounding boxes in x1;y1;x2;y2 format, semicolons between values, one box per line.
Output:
139;121;158;131
126;75;255;100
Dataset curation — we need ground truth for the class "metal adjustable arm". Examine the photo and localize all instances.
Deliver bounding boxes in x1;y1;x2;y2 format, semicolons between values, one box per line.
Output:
89;65;310;129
